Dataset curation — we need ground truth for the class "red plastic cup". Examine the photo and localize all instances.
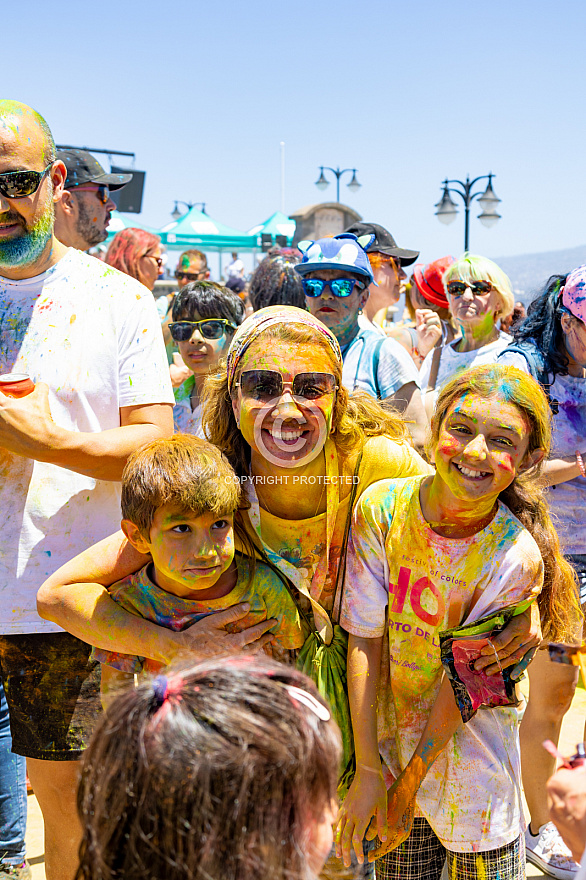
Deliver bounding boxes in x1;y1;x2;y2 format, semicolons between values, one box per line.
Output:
0;373;35;398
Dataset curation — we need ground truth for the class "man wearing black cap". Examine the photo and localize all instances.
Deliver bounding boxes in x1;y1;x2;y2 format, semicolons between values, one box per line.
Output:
345;221;419;324
54;149;131;251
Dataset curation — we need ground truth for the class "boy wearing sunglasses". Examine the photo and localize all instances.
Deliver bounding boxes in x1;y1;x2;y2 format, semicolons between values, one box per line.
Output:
53;149;131;251
170;281;244;437
296;233;427;451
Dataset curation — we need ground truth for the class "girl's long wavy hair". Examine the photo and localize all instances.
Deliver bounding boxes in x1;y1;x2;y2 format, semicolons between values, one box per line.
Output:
428;364;582;643
202;322;409;480
513;274;571;378
75;657;341;880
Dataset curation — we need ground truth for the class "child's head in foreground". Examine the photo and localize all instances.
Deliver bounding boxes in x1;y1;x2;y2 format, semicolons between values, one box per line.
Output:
120;434;241;600
170;281;244;378
76;656;341;880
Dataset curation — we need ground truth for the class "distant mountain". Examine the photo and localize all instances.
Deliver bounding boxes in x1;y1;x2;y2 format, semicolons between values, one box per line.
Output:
495;245;586;305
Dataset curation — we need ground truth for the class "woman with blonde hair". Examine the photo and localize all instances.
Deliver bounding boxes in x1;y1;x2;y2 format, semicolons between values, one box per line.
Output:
419;253;515;417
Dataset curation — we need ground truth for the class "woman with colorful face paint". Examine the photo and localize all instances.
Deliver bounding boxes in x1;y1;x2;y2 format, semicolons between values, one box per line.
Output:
297;234;428;452
336;364;581;880
497;266;586;879
169;282;244;437
419;254;515;419
76;656;342;880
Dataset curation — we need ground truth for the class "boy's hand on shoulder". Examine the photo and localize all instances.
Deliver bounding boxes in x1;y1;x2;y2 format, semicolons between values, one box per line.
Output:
335;768;388;867
168;603;276;662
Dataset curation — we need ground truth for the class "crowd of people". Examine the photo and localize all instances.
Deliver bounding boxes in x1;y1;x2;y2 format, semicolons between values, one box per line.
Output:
0;99;585;880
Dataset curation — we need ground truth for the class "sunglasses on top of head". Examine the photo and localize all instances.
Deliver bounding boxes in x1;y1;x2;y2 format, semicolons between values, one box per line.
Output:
69;184;110;205
169;319;237;341
447;280;493;297
236;370;338;402
302;277;367;298
0;163;54;199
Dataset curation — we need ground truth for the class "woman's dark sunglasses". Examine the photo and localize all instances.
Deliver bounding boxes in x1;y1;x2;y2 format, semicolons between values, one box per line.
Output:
0;163;53;199
447;280;493;296
236;370;338;401
169;319;237;341
302;278;366;298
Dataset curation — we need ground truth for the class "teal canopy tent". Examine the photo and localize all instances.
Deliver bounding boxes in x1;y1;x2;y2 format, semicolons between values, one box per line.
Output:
106;211;159;240
247;211;296;246
159;207;258;252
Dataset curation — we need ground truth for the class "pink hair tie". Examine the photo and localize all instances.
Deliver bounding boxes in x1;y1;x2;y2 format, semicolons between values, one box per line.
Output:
576;451;586;479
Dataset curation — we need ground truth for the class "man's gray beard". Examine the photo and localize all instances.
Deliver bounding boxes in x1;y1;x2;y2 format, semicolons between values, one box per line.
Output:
0;200;54;271
76;198;107;247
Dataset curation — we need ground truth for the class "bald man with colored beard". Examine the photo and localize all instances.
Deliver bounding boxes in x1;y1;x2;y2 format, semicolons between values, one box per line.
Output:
0;101;174;880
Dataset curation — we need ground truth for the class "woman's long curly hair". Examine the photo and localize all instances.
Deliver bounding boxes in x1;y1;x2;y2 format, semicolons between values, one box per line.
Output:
428;364;582;643
76;657;341;880
202;321;409;480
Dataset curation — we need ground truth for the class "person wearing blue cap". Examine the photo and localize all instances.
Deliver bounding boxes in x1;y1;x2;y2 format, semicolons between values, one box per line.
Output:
296;233;427;450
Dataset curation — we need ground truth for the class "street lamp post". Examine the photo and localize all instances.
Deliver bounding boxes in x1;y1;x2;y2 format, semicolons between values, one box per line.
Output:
315;166;361;203
171;200;207;220
435;174;501;251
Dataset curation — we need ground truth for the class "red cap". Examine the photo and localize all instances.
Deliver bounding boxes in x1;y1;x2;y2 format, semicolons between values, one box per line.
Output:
412;256;454;309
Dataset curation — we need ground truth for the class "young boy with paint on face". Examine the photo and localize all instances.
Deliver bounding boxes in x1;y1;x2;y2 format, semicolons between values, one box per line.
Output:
336;365;581;880
91;434;303;705
169;282;244;436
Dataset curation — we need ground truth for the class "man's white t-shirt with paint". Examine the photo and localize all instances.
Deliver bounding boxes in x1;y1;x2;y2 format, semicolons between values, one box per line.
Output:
0;249;174;634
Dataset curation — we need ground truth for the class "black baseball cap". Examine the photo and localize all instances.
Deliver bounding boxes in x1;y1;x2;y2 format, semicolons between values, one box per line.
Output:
344;221;419;266
57;149;132;191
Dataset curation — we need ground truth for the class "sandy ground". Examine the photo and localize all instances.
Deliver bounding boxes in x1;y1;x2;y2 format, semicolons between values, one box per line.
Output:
23;687;586;879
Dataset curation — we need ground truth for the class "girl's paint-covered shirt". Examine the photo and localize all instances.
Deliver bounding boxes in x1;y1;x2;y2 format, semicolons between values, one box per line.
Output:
341;476;543;852
91;555;304;673
173;375;205;438
498;351;586;555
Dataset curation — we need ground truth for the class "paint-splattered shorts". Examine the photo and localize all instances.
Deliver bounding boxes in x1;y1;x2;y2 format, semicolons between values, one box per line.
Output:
0;631;101;761
374;818;525;880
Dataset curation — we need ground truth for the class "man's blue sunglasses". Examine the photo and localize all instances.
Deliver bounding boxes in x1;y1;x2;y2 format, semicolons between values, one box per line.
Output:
302;277;367;298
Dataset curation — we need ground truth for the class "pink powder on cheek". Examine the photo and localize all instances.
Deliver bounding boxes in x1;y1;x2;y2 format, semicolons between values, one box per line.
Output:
495;454;515;473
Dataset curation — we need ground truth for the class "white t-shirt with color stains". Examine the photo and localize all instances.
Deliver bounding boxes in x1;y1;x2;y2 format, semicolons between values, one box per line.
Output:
341;476;543;852
0;249;174;634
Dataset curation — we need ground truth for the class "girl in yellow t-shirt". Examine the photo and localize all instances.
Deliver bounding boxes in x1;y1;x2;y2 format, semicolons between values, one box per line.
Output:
337;364;581;880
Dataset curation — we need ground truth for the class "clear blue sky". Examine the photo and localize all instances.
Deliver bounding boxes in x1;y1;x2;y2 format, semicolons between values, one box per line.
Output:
5;0;585;264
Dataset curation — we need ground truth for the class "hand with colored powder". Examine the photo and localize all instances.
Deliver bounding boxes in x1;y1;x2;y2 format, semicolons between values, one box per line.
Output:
335;766;388;867
366;760;421;859
473;601;542;676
